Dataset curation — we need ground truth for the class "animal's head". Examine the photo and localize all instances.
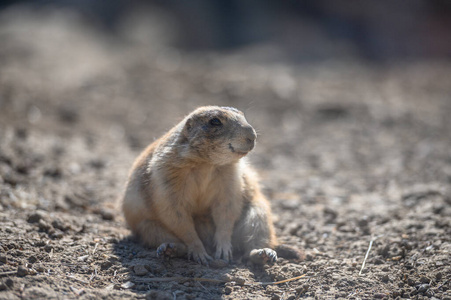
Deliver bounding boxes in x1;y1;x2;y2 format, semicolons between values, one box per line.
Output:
182;106;257;165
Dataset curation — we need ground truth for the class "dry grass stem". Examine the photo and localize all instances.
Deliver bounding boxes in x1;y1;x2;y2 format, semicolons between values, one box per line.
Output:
0;271;17;277
359;235;383;276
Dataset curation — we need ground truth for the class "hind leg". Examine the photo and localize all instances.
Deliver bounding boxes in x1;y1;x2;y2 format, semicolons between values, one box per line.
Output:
122;185;188;259
136;217;218;261
135;219;188;259
156;242;188;259
232;198;278;265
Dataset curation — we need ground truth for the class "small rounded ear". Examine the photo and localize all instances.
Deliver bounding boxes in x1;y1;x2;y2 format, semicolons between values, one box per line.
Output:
181;118;193;140
185;118;193;132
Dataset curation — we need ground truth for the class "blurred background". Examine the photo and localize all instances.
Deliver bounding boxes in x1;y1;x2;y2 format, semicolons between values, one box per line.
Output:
1;0;450;60
1;0;450;181
0;0;450;174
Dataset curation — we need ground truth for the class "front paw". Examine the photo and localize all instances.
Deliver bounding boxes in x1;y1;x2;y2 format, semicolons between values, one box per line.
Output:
188;244;212;266
214;241;232;262
249;248;278;265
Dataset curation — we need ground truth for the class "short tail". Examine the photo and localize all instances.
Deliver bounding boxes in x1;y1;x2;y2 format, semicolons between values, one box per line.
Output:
275;244;305;260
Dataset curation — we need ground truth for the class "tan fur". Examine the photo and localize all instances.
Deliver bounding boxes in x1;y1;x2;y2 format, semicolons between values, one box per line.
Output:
122;106;277;264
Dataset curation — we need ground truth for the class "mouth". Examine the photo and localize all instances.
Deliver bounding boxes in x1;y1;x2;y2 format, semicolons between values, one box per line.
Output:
228;143;249;156
235;151;249;156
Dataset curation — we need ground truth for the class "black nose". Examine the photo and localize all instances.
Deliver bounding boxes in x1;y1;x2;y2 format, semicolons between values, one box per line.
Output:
241;125;256;150
246;137;255;151
244;126;257;141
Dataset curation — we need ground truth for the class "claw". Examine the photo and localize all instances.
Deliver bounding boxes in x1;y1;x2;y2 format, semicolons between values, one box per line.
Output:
214;242;233;262
157;243;177;258
250;248;278;265
215;248;232;262
188;250;212;266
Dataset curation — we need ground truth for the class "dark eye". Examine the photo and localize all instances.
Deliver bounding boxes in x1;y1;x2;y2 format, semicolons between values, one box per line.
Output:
209;118;222;126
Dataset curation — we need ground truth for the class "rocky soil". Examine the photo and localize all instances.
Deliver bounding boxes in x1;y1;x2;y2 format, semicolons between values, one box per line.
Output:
0;7;450;300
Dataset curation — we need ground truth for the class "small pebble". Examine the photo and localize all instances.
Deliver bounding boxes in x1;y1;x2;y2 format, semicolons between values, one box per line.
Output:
59;106;79;124
357;216;369;227
51;219;69;231
17;266;29;277
89;158;105;169
27;211;46;223
51;231;64;239
101;261;113;270
210;259;228;269
224;286;233;295
43;167;62;179
296;284;309;294
28;255;38;264
5;278;14;288
121;281;135;289
418;284;430;293
38;219;52;232
99;208;115;221
233;276;246;285
219;274;232;282
0;255;7;264
34;264;45;272
34;240;47;247
373;293;387;299
44;245;53;253
436;272;442;281
133;265;148;276
425;290;435;297
419;276;430;284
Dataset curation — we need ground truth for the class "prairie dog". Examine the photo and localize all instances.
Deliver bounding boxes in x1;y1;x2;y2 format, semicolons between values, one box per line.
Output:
122;106;277;265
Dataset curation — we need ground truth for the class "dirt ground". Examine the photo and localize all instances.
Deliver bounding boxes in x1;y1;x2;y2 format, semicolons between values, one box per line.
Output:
0;7;450;300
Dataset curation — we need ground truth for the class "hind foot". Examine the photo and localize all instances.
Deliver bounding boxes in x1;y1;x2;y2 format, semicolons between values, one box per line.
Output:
249;248;278;265
156;243;187;259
